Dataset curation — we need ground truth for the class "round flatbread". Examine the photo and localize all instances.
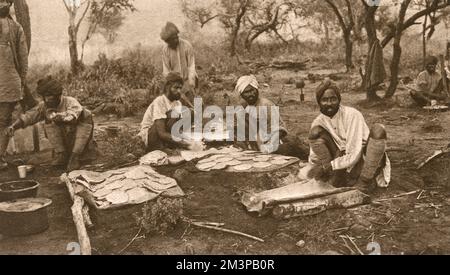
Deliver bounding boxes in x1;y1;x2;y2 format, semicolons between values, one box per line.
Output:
273;156;293;161
197;157;216;164
126;188;149;202
160;177;176;185
104;180;124;190
253;162;272;168
225;160;242;166
233;164;253;171
237;156;254;161
216;157;234;163
253;156;271;162
106;190;129;204
197;162;217;170
93;188;111;198
212;162;228;170
270;159;290;166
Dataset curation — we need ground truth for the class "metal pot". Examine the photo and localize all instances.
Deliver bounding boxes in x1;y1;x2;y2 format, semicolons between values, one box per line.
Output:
0;180;39;202
0;198;52;236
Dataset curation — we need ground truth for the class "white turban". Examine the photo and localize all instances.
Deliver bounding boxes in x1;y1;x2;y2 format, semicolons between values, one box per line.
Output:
235;75;259;95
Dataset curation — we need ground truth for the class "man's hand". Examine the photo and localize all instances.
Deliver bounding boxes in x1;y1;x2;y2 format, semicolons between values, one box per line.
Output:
234;141;249;150
4;126;15;138
63;115;76;123
307;162;333;180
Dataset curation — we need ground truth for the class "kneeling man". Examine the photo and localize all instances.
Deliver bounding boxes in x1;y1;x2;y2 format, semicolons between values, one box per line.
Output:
234;75;309;159
308;79;390;193
139;72;193;152
6;76;96;171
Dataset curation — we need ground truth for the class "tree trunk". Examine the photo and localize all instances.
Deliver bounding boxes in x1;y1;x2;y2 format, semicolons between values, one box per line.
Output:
68;25;81;75
385;0;412;99
13;0;31;51
343;30;354;72
362;4;379;101
422;12;428;70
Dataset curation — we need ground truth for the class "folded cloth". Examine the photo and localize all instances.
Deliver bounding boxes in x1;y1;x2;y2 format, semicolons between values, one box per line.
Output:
365;39;386;90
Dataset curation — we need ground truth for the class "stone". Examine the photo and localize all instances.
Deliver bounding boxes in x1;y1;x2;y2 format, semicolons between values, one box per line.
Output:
296;240;305;248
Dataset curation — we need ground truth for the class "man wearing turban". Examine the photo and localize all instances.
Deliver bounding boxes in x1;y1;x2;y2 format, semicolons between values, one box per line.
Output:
307;79;391;194
160;22;198;108
410;55;447;107
4;76;96;172
139;72;194;152
233;75;309;159
0;0;29;170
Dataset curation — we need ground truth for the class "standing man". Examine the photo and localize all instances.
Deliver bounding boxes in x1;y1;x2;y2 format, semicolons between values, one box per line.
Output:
160;22;198;108
307;79;391;194
0;0;28;170
233;75;309;160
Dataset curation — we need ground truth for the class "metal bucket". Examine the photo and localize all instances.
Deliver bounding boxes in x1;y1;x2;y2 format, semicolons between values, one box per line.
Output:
0;180;39;202
0;198;52;236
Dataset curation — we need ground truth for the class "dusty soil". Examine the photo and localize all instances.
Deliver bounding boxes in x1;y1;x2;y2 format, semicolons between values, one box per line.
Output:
1;69;450;255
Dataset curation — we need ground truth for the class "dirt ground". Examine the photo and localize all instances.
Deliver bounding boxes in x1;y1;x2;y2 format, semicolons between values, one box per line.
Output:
1;69;450;255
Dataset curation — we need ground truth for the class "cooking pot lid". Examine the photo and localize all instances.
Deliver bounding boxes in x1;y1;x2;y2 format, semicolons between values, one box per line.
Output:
0;198;52;213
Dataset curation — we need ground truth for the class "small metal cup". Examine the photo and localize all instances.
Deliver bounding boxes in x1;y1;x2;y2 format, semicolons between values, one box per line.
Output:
17;166;27;179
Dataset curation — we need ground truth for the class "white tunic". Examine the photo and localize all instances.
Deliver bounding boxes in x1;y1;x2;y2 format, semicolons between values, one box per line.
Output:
309;105;391;187
138;95;182;146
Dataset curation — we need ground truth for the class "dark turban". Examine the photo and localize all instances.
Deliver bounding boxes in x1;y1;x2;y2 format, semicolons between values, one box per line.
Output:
160;22;179;42
37;76;63;96
163;72;183;91
315;78;341;103
424;55;438;66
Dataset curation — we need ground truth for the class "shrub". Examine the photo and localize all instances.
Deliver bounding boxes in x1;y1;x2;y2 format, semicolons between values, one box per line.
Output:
135;198;184;236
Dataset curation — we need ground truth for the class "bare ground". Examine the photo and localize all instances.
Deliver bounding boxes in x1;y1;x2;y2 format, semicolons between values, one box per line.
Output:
1;70;450;255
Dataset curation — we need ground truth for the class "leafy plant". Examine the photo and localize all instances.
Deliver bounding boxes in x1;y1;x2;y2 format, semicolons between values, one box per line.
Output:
135;198;184;236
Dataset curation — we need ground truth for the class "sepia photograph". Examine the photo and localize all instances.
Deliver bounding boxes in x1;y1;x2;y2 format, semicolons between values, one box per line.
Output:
0;0;450;260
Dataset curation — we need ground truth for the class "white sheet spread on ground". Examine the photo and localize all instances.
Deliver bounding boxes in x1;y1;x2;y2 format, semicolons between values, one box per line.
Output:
65;165;184;210
241;179;363;215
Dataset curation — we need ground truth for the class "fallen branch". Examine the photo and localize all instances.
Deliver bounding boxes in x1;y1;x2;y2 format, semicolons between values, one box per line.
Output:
64;174;93;228
340;236;355;255
191;222;264;243
118;227;143;255
71;196;92;255
374;190;421;202
343;235;364;255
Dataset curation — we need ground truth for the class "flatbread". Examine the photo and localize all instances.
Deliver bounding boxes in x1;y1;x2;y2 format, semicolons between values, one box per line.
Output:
211;162;228;170
253;162;272;168
216;157;234;163
93;188;111;198
253;156;271;162
233;164;253;171
197;158;216;165
159;177;176;185
197;162;217;170
273;156;293;161
106;190;129;204
237;156;254;161
225;160;242;166
270;159;290;166
126;188;150;202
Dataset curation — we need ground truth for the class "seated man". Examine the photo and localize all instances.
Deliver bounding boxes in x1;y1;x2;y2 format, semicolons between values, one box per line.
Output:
138;72;192;152
410;56;446;107
233;75;309;160
5;76;96;171
307;79;390;194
